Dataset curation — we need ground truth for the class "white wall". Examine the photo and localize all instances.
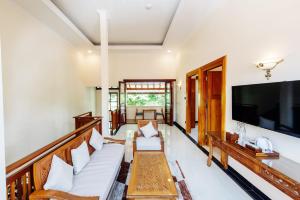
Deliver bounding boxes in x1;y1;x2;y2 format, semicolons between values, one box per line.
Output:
109;50;178;87
79;50;179;87
176;0;300;199
95;89;102;116
0;38;7;200
89;50;178;118
0;0;93;165
77;52;101;87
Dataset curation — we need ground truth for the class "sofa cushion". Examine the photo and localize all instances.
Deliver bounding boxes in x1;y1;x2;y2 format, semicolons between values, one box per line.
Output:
43;155;73;192
69;144;124;199
71;141;90;175
140;122;158;138
136;137;161;151
89;128;104;151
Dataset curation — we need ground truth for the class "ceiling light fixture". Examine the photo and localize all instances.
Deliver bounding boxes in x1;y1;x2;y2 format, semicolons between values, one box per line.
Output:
87;50;93;54
145;3;152;10
167;50;172;53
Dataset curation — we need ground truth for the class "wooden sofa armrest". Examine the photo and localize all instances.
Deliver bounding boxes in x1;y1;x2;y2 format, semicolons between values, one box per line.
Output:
29;190;99;200
158;131;164;152
133;131;139;142
158;131;164;141
104;137;126;144
132;131;139;154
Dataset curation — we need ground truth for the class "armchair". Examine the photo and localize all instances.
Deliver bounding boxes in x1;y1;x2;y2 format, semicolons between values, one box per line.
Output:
133;120;164;154
135;108;143;122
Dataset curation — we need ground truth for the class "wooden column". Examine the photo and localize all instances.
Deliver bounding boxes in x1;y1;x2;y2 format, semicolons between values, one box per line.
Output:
98;10;110;136
0;38;7;199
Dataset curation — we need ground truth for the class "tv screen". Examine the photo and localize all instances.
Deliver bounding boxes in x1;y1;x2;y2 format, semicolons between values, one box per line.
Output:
232;80;300;138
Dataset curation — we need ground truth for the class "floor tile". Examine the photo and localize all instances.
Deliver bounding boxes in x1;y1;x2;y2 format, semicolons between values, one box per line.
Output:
114;124;252;200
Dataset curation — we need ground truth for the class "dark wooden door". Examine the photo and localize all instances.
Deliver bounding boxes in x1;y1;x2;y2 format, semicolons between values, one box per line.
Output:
207;71;222;133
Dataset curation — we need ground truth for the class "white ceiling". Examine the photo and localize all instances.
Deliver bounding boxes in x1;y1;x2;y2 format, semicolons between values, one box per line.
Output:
51;0;180;45
15;0;224;50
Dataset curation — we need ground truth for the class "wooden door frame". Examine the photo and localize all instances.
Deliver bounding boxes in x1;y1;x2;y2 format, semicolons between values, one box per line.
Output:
199;56;227;166
186;68;201;134
186;56;227;149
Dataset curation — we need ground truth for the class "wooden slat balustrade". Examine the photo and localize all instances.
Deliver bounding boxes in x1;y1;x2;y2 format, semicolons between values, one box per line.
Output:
5;118;102;200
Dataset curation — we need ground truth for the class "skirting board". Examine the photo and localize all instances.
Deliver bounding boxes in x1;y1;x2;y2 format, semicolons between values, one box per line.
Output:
173;122;271;200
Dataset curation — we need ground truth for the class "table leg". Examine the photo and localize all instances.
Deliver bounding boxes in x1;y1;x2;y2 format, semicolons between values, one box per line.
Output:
207;135;213;167
221;151;228;169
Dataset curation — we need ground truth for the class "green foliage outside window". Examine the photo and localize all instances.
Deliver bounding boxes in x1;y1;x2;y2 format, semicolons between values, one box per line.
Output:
126;94;165;106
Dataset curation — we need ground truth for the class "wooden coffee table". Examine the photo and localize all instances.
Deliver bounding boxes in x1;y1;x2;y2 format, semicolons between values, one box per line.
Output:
127;152;178;200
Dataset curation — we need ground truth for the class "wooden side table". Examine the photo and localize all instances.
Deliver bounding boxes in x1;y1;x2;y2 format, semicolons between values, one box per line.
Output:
206;132;300;199
207;131;227;168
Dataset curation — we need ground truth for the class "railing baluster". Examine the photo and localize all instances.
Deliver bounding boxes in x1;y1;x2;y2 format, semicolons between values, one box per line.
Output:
6;185;9;200
10;182;15;200
15;177;22;199
27;172;32;196
22;174;27;200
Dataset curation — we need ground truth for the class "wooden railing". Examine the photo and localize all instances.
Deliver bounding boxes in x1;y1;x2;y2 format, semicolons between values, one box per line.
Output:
5;118;102;200
73;112;102;129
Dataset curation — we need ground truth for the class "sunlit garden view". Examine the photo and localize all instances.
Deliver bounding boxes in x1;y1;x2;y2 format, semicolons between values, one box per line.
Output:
126;94;165;106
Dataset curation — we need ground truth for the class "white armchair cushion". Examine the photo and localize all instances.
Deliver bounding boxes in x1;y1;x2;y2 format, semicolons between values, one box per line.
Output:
140;122;158;138
43;155;73;192
89;128;104;151
71;141;90;174
136;137;161;150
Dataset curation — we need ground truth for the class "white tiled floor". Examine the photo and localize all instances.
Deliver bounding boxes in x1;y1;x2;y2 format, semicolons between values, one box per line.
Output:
190;125;198;143
113;124;252;200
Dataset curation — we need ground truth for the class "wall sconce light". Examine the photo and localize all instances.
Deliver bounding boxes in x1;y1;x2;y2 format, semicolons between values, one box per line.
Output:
177;81;182;90
256;59;284;80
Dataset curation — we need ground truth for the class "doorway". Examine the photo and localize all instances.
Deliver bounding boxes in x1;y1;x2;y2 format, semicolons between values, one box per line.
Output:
119;79;176;126
186;69;201;143
203;66;223;137
186;56;226;148
186;74;199;143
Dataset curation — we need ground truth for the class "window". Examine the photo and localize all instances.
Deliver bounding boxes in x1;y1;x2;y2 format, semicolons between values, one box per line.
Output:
109;93;118;111
126;93;165;106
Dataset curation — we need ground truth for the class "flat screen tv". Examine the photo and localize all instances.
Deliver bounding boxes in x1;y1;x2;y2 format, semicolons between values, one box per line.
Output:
232;80;300;138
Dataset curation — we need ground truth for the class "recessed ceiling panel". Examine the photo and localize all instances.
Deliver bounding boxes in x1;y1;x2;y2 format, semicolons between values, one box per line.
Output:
51;0;180;45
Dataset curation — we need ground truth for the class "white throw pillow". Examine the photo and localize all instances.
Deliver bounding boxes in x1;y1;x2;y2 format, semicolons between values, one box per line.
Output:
89;128;104;151
71;141;90;174
43;155;73;192
140;122;158;138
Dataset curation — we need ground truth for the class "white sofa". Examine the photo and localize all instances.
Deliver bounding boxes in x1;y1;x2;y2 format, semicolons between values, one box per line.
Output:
30;142;125;200
69;143;125;199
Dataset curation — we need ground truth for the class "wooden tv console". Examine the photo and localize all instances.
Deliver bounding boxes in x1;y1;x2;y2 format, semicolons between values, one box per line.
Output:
207;132;300;200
